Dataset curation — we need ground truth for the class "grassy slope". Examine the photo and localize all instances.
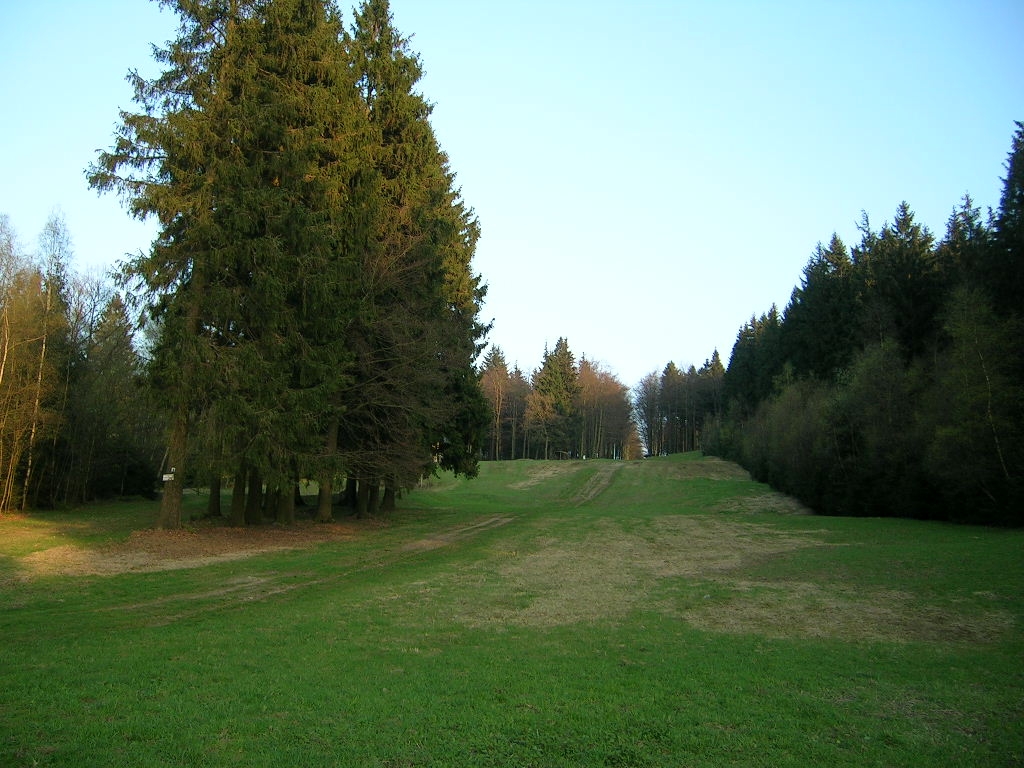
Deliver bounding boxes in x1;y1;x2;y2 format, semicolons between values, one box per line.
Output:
1;454;1022;767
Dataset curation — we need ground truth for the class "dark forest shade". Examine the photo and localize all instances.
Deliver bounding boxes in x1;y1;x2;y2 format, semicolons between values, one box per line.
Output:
704;123;1024;525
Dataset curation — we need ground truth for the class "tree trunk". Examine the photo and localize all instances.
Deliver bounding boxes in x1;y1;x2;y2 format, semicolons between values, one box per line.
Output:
972;326;1012;482
276;483;296;524
343;476;357;509
208;474;222;518
316;478;333;521
229;466;247;527
316;418;338;522
355;478;370;519
266;485;281;523
381;477;396;513
158;405;189;529
316;477;333;522
367;478;380;516
509;411;516;460
22;306;49;511
2;442;24;512
245;468;263;525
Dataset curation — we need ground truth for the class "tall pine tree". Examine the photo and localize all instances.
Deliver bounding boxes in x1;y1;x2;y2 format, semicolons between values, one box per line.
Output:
91;0;375;527
337;0;487;514
986;121;1024;317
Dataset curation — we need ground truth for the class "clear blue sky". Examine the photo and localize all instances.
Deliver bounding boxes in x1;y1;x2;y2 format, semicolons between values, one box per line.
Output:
1;1;1021;387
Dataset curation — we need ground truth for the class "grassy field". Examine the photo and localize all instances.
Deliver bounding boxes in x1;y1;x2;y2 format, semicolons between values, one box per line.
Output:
1;454;1022;767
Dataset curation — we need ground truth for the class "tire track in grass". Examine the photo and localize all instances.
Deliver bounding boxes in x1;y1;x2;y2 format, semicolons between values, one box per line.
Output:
400;515;514;552
568;462;624;507
91;513;519;625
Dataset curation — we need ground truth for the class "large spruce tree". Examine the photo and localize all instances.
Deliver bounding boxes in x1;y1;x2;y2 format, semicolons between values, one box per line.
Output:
987;121;1024;318
853;203;940;358
335;0;487;514
92;0;385;527
92;0;485;527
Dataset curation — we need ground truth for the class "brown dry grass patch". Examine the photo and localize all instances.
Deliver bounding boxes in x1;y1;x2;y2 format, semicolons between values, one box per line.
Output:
15;520;360;579
449;515;1011;644
678;580;1014;644
508;461;584;490
713;491;813;515
454;517;816;629
401;515;513;552
666;456;752;481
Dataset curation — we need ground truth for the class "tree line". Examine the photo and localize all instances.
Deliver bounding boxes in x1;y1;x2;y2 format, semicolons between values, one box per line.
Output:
6;0;1017;530
478;338;727;465
68;0;487;528
633;353;725;458
478;339;642;462
0;214;163;510
704;122;1024;526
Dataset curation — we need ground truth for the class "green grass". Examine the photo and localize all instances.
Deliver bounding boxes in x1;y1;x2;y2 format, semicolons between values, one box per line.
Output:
2;454;1022;767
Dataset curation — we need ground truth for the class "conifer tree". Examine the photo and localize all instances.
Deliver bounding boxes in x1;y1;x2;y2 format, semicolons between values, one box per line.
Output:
67;293;160;501
988;121;1024;317
696;350;725;437
722;306;783;416
339;0;487;506
853;203;939;357
936;195;991;290
90;0;373;527
781;234;859;380
659;362;685;454
89;0;485;525
528;338;580;459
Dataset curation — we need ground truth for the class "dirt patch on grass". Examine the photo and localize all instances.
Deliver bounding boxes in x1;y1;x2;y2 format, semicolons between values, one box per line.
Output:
643;517;820;577
460;523;646;628
102;573;320;626
508;461;583;490
17;520;359;578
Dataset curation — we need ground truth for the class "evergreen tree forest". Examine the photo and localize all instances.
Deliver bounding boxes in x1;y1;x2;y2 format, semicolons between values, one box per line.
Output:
6;0;490;528
704;122;1024;526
